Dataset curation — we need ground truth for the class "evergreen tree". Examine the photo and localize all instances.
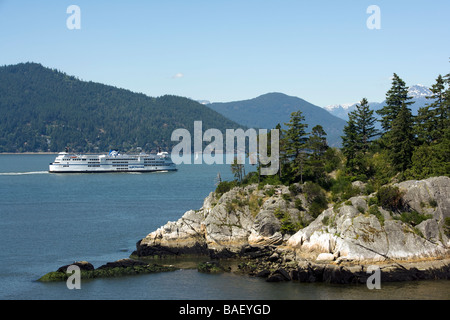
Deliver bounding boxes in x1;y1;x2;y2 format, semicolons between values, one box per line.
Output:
307;125;329;182
416;75;449;143
416;105;436;144
341;113;359;169
284;111;308;159
308;125;328;158
433;74;450;138
407;128;450;180
283;111;309;183
351;98;379;152
377;73;413;134
388;103;415;172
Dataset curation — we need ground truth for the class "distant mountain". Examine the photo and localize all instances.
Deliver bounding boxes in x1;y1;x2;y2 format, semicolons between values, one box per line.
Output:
324;85;434;121
0;63;243;153
208;92;347;147
408;84;433;98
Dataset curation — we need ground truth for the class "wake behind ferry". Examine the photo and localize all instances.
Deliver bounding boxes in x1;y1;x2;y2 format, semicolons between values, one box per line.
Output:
49;149;176;173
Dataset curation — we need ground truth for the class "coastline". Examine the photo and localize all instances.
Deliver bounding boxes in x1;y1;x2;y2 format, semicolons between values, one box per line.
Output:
39;176;450;285
128;244;450;284
131;176;450;284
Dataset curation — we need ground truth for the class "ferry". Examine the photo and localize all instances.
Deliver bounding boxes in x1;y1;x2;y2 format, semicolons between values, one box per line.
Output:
49;149;177;173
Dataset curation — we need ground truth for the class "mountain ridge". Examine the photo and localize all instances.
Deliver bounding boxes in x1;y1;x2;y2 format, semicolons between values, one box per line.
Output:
0;62;244;153
208;92;347;147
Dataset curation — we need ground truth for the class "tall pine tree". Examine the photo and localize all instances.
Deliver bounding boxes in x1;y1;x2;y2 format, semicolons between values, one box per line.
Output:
389;103;415;172
283;111;309;183
307;125;328;182
351;98;379;152
341;113;359;170
428;75;450;140
416;75;447;143
341;98;378;176
377;73;413;134
308;125;328;158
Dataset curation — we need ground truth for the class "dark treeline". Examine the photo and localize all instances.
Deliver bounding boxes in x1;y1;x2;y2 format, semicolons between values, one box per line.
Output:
0;62;242;153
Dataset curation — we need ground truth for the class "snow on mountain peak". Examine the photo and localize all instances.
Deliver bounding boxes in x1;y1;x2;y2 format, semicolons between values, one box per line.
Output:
408;84;432;98
324;102;356;111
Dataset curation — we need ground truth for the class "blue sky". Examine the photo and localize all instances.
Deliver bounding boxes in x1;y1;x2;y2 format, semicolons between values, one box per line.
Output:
1;0;449;107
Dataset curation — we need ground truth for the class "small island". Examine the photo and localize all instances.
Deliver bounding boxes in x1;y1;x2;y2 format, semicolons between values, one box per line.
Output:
39;259;177;282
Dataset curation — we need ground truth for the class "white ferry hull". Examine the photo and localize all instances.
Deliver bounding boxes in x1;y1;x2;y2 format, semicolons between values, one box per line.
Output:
49;150;177;173
49;165;177;173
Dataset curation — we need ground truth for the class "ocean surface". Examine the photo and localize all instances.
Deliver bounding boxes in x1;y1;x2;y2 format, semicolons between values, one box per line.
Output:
0;154;448;300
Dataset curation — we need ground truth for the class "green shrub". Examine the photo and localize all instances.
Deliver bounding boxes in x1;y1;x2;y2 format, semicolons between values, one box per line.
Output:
294;198;304;211
303;182;328;218
289;184;300;195
274;208;285;219
309;197;328;218
259;174;282;187
274;208;302;235
364;182;376;195
352;174;368;183
342;186;361;201
215;180;237;195
241;171;259;186
429;199;438;208
394;210;432;227
368;205;384;226
280;220;299;235
303;182;323;202
265;188;275;197
330;174;360;201
323;148;342;173
376;186;404;212
282;193;291;201
368;196;378;206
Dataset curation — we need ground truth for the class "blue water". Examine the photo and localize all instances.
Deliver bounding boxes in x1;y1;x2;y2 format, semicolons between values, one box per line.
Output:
0;155;448;300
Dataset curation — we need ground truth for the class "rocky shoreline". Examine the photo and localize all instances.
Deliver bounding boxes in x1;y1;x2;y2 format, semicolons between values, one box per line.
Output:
226;245;450;284
132;176;450;284
40;176;450;284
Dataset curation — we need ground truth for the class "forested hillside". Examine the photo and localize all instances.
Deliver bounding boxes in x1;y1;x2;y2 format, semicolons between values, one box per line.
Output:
0;62;243;153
